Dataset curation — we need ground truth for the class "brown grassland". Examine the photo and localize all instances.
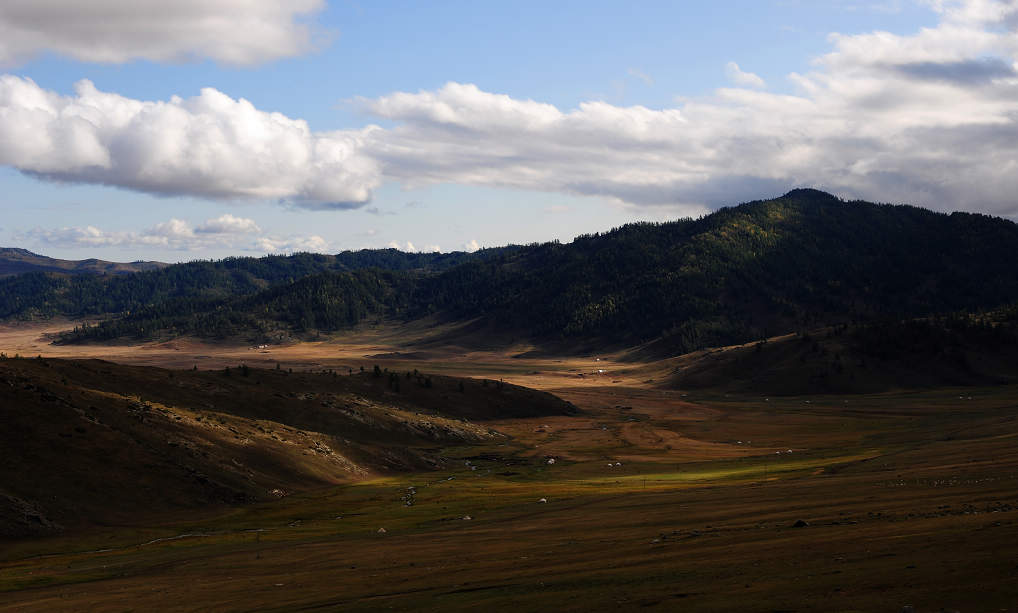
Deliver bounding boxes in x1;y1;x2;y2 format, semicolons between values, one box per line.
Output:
1;320;1017;612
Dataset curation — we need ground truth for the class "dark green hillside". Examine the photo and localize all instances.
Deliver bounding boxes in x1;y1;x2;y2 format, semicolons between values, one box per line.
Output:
17;189;1018;355
415;189;1018;354
0;248;510;322
58;269;419;342
668;305;1018;395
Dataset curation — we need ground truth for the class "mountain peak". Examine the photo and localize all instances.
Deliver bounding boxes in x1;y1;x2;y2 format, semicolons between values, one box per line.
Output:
780;188;842;203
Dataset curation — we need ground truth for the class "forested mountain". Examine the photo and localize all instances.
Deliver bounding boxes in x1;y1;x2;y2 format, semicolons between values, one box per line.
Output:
0;247;167;277
59;269;420;341
414;189;1018;354
8;190;1018;355
0;248;514;321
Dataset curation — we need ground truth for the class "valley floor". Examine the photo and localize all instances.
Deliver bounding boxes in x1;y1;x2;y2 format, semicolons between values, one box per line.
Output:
1;322;1017;611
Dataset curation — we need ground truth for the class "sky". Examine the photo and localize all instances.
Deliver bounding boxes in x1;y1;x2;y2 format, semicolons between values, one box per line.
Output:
1;0;1017;262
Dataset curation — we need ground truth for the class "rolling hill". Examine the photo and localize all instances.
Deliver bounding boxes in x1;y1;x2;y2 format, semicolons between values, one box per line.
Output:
665;305;1018;395
0;356;574;537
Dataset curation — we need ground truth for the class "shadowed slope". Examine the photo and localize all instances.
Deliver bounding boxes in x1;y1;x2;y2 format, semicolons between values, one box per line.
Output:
0;357;573;537
667;313;1018;395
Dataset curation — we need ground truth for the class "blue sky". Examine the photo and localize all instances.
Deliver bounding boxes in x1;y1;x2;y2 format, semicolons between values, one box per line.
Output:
2;0;1015;262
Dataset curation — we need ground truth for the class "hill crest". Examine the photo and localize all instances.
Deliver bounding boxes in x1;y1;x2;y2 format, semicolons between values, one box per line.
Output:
0;247;168;278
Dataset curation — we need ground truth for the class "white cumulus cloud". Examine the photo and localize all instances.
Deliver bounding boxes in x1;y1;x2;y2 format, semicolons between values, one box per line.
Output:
361;82;694;204
196;214;261;235
724;62;766;88
0;76;381;208
26;220;198;250
0;0;327;66
253;234;329;254
22;214;307;252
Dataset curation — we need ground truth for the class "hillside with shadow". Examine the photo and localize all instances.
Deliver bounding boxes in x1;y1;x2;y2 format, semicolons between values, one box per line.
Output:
35;190;1018;358
666;308;1018;395
0;356;573;538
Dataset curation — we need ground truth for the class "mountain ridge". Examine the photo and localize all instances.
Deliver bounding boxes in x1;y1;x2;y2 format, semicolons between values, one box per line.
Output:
0;247;169;277
4;190;1018;357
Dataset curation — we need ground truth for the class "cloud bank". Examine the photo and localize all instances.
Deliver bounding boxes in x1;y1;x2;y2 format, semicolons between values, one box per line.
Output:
3;0;1018;216
359;0;1018;214
0;0;326;66
24;214;328;254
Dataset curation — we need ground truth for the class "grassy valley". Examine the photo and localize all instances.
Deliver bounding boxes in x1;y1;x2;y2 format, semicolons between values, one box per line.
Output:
0;340;1016;611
